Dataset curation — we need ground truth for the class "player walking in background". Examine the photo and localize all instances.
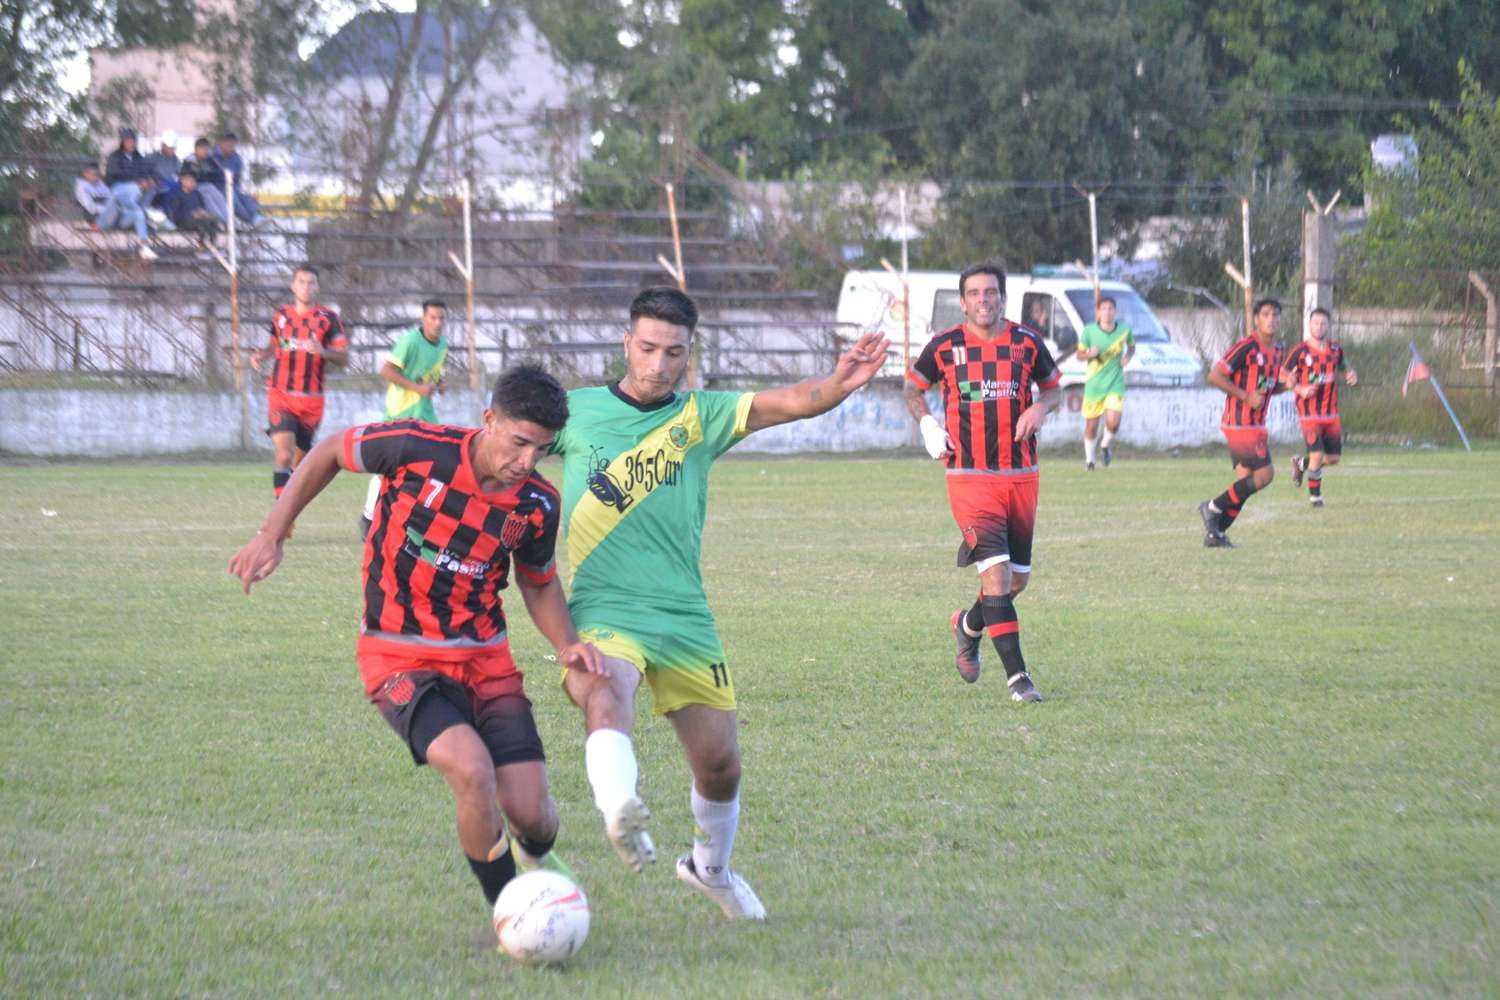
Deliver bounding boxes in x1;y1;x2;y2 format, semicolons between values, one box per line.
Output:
361;299;449;537
250;264;348;514
1198;298;1286;547
554;287;886;920
1281;307;1357;507
904;262;1063;700
228;366;602;921
1076;296;1134;470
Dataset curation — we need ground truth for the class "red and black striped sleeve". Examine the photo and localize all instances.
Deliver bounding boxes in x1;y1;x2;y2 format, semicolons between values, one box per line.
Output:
323;309;348;350
343;421;415;476
513;478;560;586
1281;342;1306;376
1217;337;1254;377
908;335;943;390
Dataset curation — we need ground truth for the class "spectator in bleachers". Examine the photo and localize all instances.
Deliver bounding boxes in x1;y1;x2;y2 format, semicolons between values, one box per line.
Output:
74;161;158;260
184;138;230;224
210;131;263;226
104;128;149;198
164;165;222;244
145;131;182;185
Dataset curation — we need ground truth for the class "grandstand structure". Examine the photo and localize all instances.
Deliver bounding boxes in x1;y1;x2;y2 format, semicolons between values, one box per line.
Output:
0;181;850;390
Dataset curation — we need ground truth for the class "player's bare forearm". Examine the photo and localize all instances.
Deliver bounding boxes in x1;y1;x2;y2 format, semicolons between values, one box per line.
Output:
516;575;605;675
903;378;931;422
323;348;350;367
1207;366;1242;401
745;331;888;431
379;362;421;392
1039;384;1062;415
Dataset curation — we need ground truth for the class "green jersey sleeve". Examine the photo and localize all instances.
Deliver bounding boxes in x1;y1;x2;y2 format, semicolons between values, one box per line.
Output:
385;328;418;370
696;391;755;457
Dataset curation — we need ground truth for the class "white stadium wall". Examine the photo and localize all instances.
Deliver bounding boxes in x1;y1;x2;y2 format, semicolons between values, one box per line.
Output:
0;386;1298;458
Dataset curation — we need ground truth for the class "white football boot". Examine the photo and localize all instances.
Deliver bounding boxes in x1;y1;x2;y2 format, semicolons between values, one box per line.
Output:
675;854;767;921
605;796;656;873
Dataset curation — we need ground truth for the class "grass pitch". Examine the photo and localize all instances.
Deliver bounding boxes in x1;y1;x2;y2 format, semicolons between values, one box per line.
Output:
1;447;1496;997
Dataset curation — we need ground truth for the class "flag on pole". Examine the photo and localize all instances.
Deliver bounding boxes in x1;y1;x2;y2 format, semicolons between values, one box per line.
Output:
1401;347;1431;397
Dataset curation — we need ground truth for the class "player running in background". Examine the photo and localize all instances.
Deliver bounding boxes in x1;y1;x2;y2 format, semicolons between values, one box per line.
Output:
228;366;602;920
1076;295;1134;470
1281;307;1357;507
904;261;1063;700
249;264;348;510
1198;298;1287;547
361;299;449;537
554;287;886;920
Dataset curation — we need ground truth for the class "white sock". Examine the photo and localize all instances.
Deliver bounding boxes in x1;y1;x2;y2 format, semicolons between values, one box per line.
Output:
1100;427;1115;448
585;728;639;815
690;785;740;886
363;475;382;520
1084;436;1098;464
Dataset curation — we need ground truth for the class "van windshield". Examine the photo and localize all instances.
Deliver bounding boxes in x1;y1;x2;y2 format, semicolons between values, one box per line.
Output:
1066;290;1169;342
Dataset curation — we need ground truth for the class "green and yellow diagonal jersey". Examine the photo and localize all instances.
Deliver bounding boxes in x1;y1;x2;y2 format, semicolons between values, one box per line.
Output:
382;327;448;421
554;384;754;621
1079;321;1133;401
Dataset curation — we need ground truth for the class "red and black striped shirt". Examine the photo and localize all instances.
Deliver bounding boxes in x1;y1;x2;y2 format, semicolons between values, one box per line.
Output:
343;421;559;660
1217;335;1284;428
1281;340;1346;419
908;321;1061;473
266;304;347;395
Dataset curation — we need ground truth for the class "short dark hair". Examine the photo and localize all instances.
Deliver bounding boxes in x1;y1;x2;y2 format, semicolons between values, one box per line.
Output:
629;286;698;332
421;298;447;313
490;364;569;431
959;261;1006;297
1254;297;1282;314
220;131;239;141
178;164;198;178
1098;295;1117;308
1309;306;1331;321
194;137;211;149
294;263;319;279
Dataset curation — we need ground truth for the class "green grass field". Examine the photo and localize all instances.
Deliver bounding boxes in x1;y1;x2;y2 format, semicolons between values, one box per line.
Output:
2;448;1497;997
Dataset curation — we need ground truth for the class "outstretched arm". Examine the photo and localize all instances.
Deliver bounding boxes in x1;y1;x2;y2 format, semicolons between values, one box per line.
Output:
744;331;890;432
227;434;349;591
516;575;607;676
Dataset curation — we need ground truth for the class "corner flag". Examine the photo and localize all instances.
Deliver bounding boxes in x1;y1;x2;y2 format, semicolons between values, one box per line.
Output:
1404;342;1471;452
1401;347;1430;397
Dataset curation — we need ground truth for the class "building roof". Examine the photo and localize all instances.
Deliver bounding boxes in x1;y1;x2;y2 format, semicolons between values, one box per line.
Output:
313;9;509;79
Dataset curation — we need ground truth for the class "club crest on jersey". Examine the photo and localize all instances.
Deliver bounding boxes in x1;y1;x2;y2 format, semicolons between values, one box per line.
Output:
500;511;530;549
669;424;689;449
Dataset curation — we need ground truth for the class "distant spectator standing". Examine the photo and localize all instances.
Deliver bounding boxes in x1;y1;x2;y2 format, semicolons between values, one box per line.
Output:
184;138;230;224
210;131;262;226
75;161;158;260
360;299;450;536
164;166;222;244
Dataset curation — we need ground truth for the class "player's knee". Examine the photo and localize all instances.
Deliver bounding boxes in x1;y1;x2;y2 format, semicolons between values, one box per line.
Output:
694;747;741;797
1010;571;1030;596
1256;466;1274;489
1325;455;1340;466
437;751;496;803
507;794;559;843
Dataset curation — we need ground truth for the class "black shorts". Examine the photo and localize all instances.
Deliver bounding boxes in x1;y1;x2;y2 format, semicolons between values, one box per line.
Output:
371;670;544;768
267;409;316;453
1300;417;1343;457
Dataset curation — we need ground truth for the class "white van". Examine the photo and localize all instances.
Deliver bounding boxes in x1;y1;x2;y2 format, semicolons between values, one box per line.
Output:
836;266;1203;387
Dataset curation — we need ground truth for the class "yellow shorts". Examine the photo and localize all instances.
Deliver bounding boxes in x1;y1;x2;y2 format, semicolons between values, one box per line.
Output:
1082;393;1125;420
566;622;735;715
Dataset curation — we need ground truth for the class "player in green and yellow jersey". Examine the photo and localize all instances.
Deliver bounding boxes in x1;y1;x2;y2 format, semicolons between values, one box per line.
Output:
1075;296;1134;470
361;299;449;535
554;287;887;920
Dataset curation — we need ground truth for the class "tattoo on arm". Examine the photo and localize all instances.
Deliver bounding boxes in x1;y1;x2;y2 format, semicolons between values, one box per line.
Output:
903;381;930;421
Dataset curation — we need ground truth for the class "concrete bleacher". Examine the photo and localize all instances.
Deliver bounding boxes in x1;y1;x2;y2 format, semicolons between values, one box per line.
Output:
29;219;208;255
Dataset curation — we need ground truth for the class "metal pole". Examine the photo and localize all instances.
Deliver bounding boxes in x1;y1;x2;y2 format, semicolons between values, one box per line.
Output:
1241;196;1253;338
463;177;477;390
898;187;909;276
664;182;695;387
1088;192;1100;309
227;169;248;449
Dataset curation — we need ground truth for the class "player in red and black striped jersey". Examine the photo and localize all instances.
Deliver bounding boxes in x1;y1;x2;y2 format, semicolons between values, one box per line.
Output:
229;365;605;919
904;262;1063;701
1198;298;1288;547
249;264;348;505
1281;307;1358;507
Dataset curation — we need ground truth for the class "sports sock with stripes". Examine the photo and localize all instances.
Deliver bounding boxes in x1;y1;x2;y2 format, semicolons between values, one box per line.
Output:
981;594;1025;679
467;827;517;906
1213;475;1258;531
273;467;291;498
962;597;985;637
1308;470;1323;497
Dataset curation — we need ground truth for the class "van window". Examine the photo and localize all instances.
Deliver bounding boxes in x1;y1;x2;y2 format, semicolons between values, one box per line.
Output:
1066;289;1169;342
1022;293;1078;354
932;290;963;333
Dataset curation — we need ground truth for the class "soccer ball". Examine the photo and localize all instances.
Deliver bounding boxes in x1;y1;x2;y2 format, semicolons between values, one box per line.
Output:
492;870;590;965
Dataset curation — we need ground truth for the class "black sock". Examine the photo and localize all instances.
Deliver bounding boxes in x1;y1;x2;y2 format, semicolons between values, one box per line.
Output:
272;467;291;498
466;837;517;906
1309;472;1322;497
1213;476;1257;531
963;597;985;635
981;594;1025;679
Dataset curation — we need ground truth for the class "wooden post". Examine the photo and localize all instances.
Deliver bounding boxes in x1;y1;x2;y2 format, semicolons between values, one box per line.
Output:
463;177;477;390
1469;270;1497;397
1302;190;1341;338
661;182;696;388
226;169;248;449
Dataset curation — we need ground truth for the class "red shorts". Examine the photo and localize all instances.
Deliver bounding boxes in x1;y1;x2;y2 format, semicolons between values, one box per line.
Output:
357;644;525;703
1299;417;1342;456
266;389;325;452
945;472;1039;572
1221;426;1271;470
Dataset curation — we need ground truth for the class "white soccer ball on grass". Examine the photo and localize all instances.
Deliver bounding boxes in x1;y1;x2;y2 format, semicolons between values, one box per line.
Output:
492;870;590;965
